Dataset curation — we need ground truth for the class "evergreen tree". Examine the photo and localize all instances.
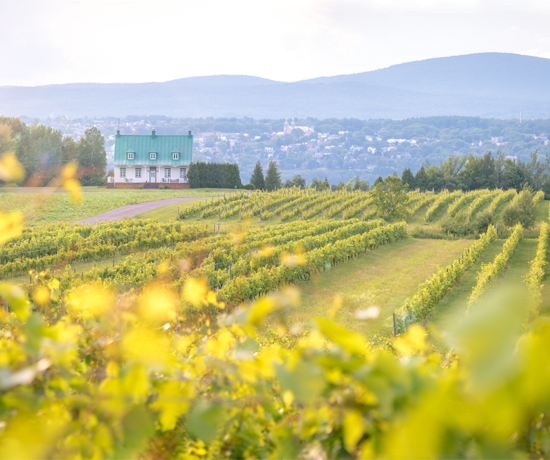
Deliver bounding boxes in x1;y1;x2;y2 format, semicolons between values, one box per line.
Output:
187;162;200;188
265;161;282;191
401;168;415;190
187;162;243;189
415;166;429;191
374;176;384;186
250;161;265;190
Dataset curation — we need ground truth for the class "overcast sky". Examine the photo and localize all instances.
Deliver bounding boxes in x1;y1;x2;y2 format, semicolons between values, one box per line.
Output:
1;0;550;87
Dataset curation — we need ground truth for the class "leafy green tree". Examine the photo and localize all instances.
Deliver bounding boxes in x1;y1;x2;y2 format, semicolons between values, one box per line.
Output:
353;176;370;191
502;159;525;190
415;166;429;191
501;187;537;229
77;127;107;185
283;174;306;189
0;124;16;155
265;161;282;191
310;177;329;191
401;168;415;190
16;123;63;184
459;152;496;190
250;161;265;190
372;176;410;221
374;176;383;186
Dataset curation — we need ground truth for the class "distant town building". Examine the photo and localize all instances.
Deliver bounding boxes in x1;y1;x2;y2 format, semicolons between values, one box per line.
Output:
110;128;193;189
283;117;314;136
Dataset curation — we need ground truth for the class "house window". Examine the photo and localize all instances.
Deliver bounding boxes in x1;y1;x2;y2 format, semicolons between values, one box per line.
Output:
135;168;141;178
172;152;179;160
180;168;186;178
150;152;157;160
165;168;171;178
120;168;126;178
127;152;134;160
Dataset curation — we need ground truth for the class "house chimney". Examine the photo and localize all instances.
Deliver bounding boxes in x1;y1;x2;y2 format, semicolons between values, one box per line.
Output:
188;130;192;136
116;129;120;136
152;128;156;138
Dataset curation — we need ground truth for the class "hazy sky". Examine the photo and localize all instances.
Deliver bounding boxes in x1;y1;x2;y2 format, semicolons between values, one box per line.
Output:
1;0;550;86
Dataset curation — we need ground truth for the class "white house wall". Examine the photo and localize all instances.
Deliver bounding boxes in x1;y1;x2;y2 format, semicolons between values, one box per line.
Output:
114;165;189;184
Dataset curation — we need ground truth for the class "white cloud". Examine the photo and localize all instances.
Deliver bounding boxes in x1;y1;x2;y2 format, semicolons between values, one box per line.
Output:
0;0;550;86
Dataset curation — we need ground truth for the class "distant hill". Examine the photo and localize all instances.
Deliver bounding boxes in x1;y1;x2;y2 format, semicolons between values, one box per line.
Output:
1;53;549;119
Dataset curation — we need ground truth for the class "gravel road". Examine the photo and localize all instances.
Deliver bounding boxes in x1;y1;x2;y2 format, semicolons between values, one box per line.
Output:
72;197;209;224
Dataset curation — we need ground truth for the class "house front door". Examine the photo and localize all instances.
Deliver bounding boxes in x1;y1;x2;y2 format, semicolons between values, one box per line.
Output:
149;167;157;183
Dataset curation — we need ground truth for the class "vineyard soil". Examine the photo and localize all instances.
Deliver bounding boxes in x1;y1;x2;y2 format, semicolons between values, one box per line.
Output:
262;238;471;336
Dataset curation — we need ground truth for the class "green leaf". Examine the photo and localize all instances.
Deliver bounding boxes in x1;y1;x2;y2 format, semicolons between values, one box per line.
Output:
23;314;44;355
316;318;367;355
187;401;224;443
122;406;155;451
276;361;325;405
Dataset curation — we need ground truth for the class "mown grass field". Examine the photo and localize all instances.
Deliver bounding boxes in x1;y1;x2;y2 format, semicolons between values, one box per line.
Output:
0;188;228;226
262;238;472;336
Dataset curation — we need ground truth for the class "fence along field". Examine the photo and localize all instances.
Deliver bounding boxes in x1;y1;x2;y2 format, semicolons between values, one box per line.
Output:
2;152;550;458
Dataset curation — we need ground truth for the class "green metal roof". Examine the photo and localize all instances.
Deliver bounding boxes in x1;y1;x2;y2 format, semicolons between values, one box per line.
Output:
114;129;193;166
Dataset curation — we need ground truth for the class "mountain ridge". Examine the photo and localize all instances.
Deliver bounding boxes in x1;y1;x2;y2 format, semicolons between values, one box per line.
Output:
1;52;549;119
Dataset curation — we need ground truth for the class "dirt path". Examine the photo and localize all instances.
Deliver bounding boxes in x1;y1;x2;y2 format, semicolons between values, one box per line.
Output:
72;197;209;224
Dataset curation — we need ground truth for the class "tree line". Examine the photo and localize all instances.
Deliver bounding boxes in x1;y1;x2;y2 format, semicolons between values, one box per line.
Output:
396;151;550;196
0;117;106;186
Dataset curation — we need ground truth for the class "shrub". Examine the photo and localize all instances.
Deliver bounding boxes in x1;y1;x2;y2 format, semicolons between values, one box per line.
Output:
243;183;256;190
441;210;473;237
159;185;168;190
502;187;536;229
138;185;144;189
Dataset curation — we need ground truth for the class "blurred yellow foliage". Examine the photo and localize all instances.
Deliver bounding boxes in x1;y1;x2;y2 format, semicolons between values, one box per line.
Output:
61;162;82;203
0;210;23;245
0;152;24;183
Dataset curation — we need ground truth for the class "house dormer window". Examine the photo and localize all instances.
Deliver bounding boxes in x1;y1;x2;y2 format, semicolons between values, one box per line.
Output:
150;152;157;160
127;152;134;160
172;152;179;160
